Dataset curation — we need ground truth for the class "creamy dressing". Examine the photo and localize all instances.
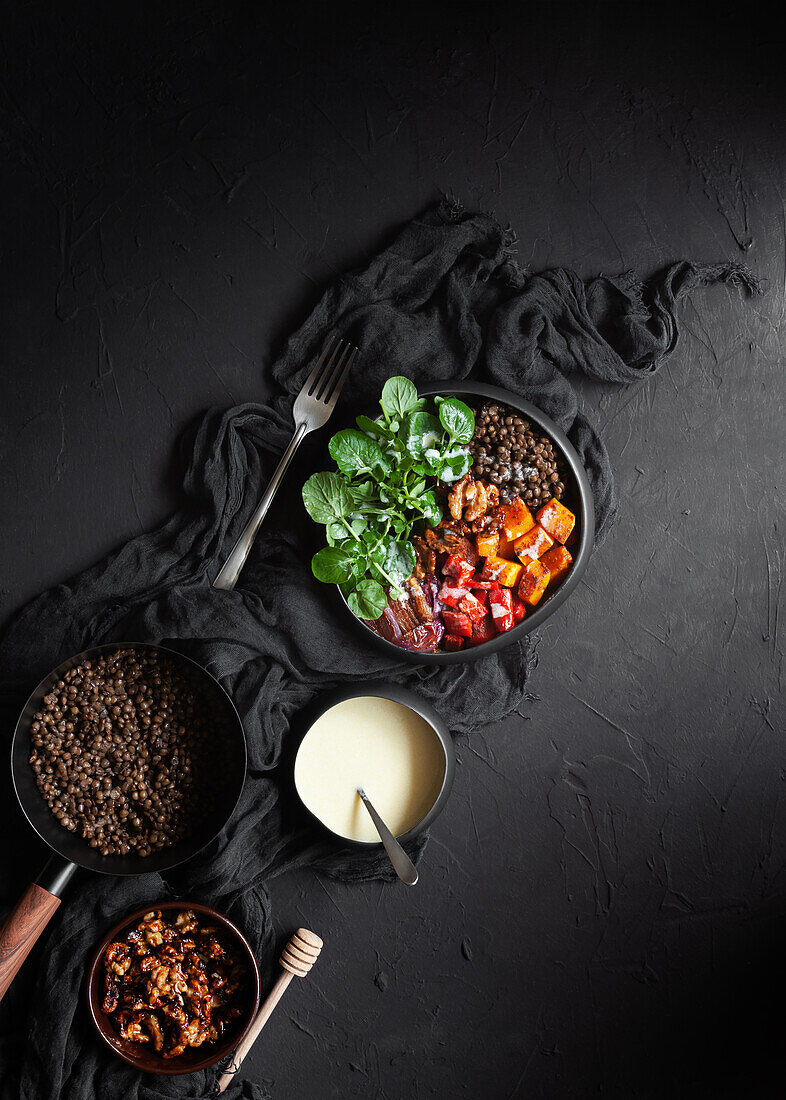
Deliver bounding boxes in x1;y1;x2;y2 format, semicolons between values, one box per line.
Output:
294;697;446;843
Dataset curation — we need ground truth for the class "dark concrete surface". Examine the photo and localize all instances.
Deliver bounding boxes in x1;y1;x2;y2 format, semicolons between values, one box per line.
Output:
1;4;784;1097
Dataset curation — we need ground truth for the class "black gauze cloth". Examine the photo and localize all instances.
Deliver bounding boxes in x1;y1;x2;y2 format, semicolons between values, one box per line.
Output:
0;199;758;1100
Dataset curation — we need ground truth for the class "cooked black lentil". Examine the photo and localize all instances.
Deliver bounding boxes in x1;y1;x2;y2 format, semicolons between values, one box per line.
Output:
470;402;565;507
28;648;227;857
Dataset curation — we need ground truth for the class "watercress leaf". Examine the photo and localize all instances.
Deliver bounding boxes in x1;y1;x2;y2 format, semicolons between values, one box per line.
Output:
329;429;390;477
350;481;377;503
448;446;470;467
418;491;442;526
436;447;472;483
405;411;442;458
348;579;388;620
361;528;381;547
356;414;392;439
445;447;472;475
311;546;356;584
382;538;416;585
410;478;427;497
302;472;353;524
438;397;475;443
380;376;419;420
349;555;368;580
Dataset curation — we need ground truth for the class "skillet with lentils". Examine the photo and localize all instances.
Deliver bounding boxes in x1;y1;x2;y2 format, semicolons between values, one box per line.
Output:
303;378;580;655
29;648;231;857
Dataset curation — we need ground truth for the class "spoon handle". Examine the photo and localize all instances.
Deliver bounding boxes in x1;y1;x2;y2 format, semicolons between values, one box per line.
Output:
357;789;418;886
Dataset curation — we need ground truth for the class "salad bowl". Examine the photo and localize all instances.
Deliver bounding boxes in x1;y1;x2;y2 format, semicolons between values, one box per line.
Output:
308;380;594;665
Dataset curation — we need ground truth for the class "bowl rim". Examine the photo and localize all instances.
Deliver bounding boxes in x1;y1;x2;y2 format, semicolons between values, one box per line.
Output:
336;380;595;664
86;898;262;1076
292;681;456;849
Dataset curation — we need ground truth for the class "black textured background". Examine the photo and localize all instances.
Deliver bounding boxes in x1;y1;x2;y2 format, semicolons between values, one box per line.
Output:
1;5;784;1098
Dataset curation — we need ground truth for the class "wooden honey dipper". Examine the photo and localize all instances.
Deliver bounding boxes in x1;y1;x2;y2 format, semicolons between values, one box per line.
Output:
215;928;323;1094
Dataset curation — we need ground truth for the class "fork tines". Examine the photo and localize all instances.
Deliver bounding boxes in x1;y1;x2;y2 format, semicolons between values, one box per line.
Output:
304;337;357;405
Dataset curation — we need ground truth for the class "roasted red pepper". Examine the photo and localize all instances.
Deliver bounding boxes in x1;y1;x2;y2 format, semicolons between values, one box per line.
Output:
437;582;470;608
488;587;515;631
512;596;526;625
443;553;475;586
469;577;500;591
458;592;487;625
443;633;465;651
466;613;497;646
442;609;473;637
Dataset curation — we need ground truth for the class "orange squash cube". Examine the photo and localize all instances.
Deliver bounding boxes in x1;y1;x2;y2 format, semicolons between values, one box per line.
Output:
480;555;523;588
475;530;499;559
536;499;575;544
540;545;572;584
497;532;517;559
513;525;554;563
498;499;535;541
518;559;550;607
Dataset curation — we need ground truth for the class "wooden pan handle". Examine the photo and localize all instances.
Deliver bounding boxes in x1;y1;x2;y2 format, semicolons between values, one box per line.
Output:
0;882;62;1002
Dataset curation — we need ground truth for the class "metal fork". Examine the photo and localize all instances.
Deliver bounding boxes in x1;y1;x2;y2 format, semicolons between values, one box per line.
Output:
213;335;357;590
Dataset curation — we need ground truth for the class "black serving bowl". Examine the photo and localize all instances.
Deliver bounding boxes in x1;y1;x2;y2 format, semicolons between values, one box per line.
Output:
293;682;455;849
337;380;595;664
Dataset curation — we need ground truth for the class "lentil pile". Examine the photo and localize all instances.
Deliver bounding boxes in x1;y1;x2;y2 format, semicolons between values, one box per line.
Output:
102;908;247;1057
470;401;565;507
28;648;227;857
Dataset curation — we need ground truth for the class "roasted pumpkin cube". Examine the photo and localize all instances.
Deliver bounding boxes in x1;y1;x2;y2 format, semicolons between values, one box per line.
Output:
513;525;554;563
497;532;517;559
475;530;499;559
480;555;523;588
518;559;550;606
540;545;572;584
498;499;535;540
536;499;575;544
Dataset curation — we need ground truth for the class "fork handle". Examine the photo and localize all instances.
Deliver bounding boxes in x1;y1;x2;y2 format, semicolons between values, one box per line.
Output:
213;422;307;590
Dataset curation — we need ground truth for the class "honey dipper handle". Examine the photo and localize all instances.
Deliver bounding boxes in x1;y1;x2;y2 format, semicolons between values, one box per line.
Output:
215;970;294;1094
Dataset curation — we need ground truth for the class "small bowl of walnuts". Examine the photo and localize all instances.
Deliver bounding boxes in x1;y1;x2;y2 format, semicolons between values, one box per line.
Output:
86;900;261;1075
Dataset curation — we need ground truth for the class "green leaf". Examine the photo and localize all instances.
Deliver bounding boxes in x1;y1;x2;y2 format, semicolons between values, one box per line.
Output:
302;472;353;524
311;546;356;584
418;491;442;526
382;538;416;585
355;414;392;439
348;579;388;620
444;447;472;476
405;411;442;458
329;429;390;477
350;481;377;503
380;376;419;421
438;397;475;443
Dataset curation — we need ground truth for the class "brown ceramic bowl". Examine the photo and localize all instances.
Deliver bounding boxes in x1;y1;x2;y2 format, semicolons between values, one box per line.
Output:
86;900;261;1076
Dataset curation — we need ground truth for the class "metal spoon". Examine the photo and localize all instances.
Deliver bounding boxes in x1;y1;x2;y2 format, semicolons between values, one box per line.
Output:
356;788;418;886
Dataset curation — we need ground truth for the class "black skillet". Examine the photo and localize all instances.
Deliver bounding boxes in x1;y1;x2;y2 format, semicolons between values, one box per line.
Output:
0;642;247;1001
